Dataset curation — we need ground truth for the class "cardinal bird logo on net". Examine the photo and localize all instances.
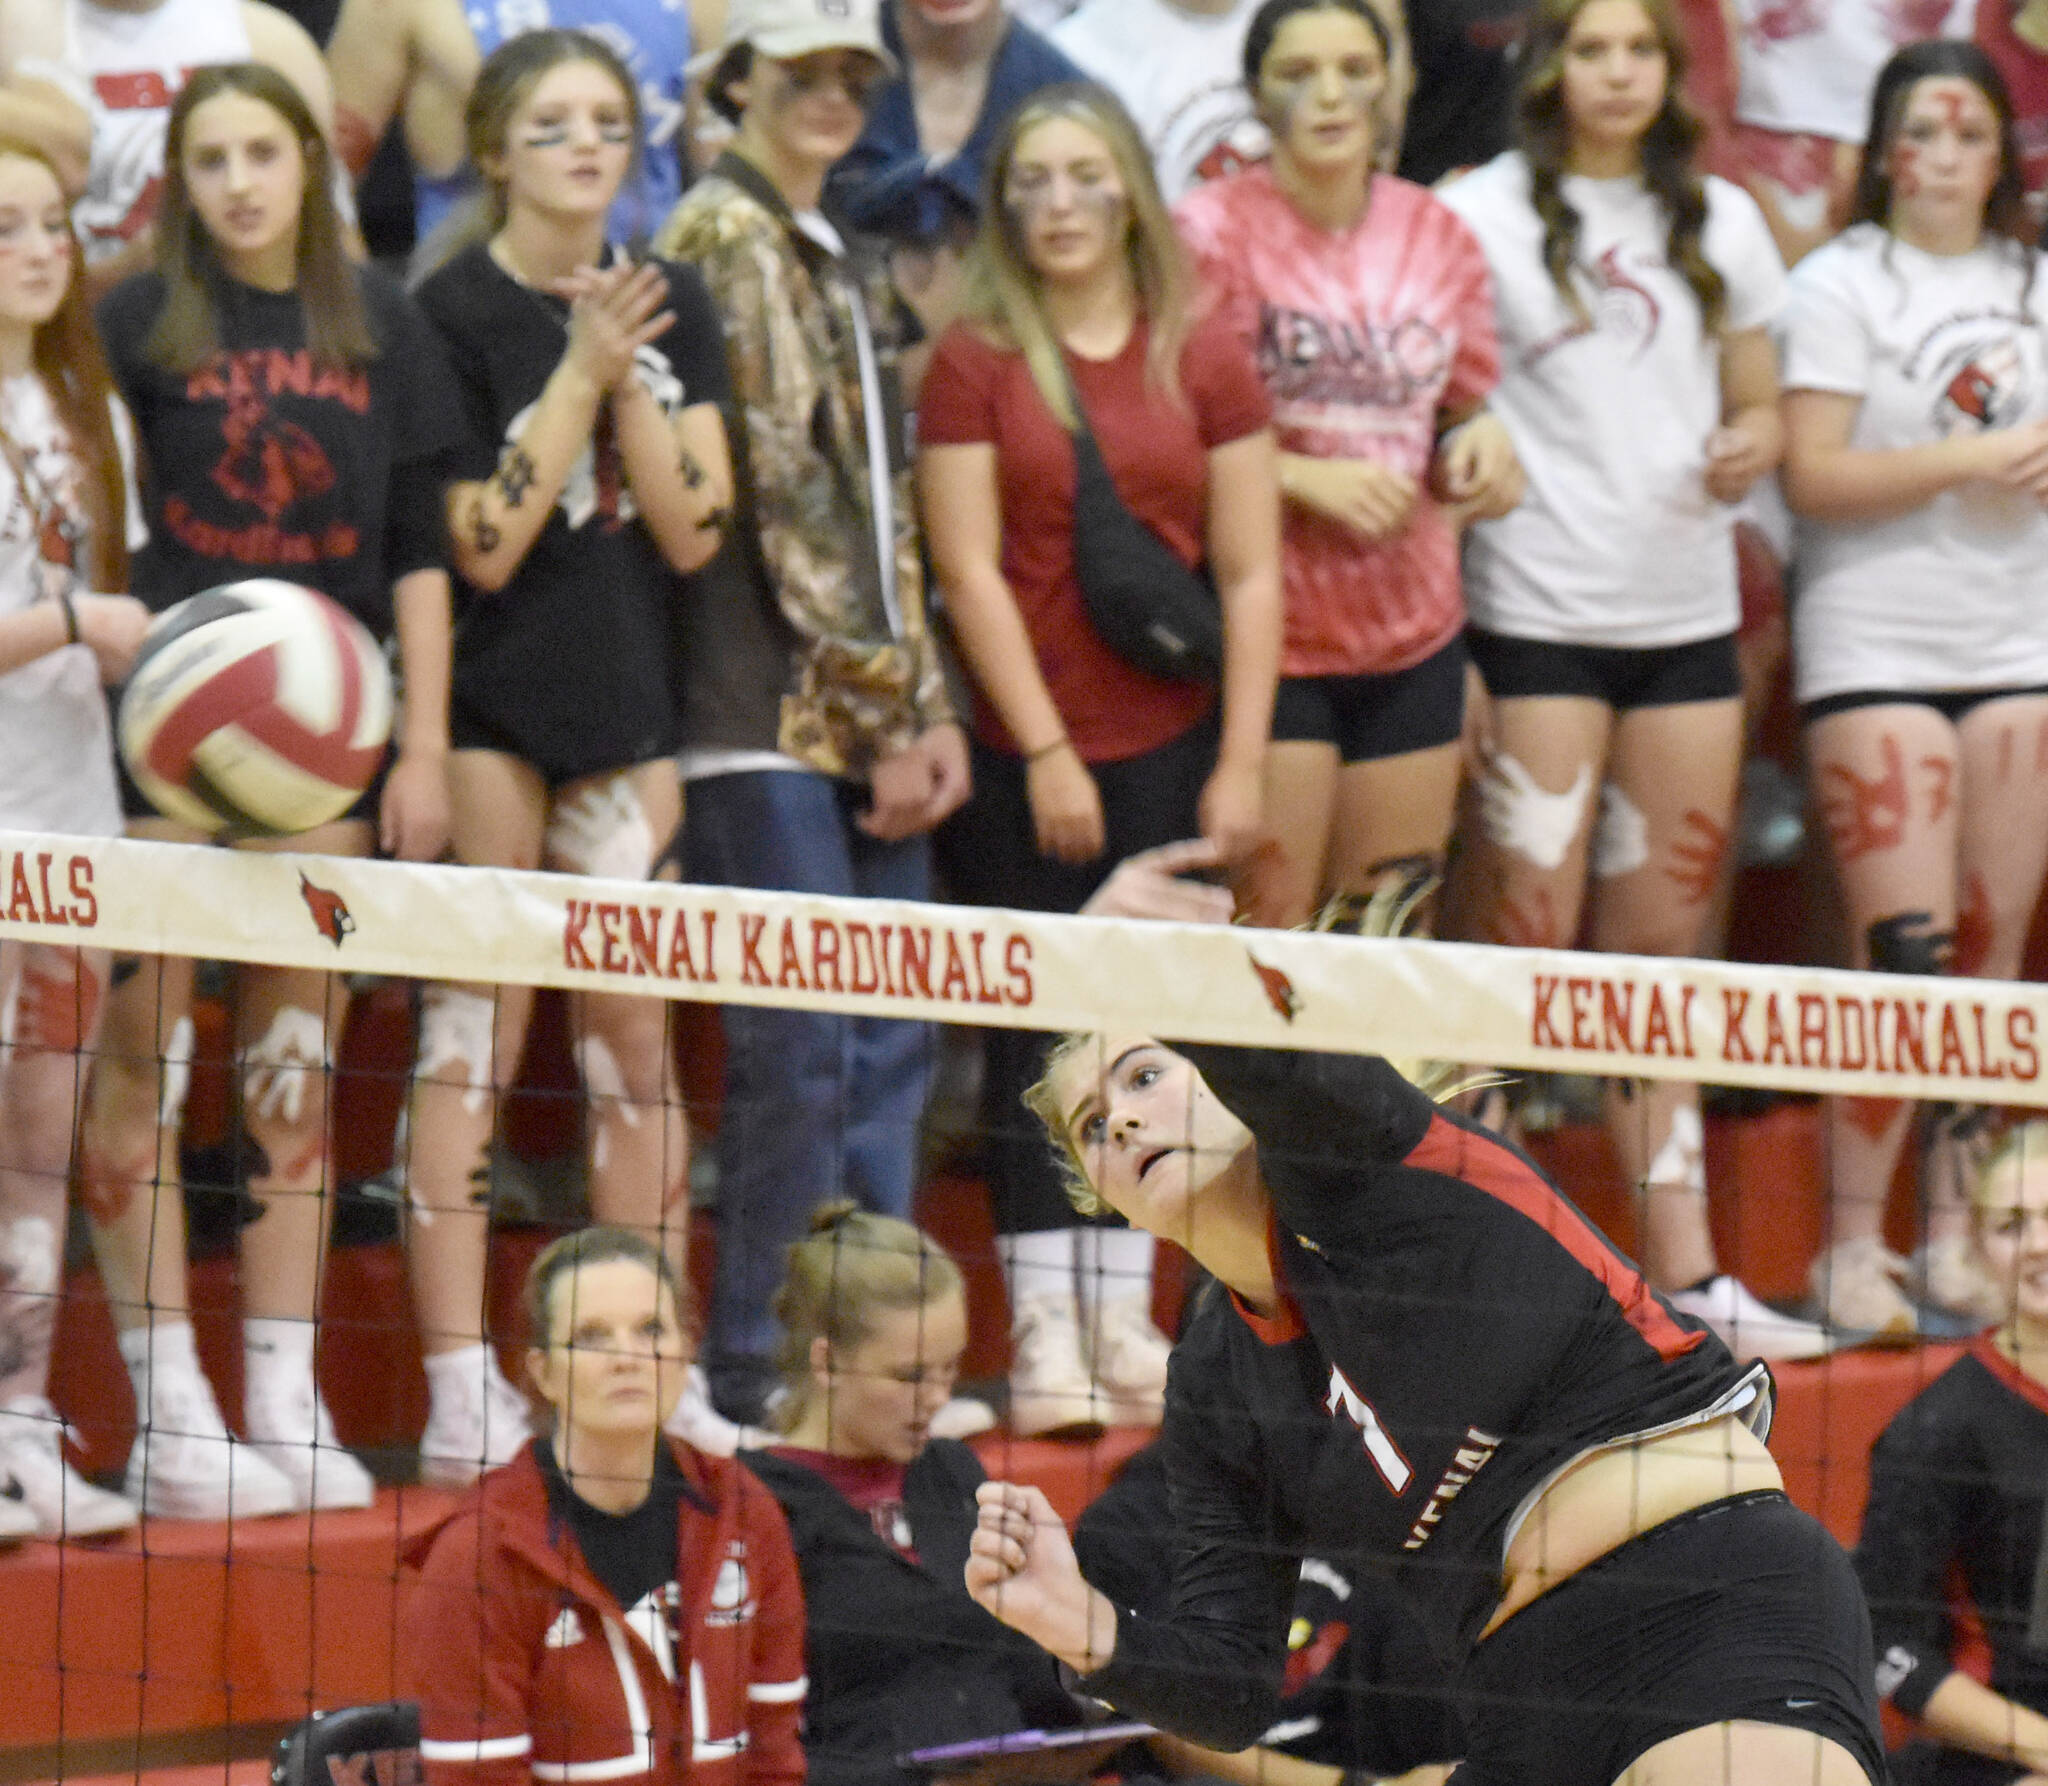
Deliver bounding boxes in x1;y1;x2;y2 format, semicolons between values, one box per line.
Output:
300;872;355;948
1249;952;1301;1023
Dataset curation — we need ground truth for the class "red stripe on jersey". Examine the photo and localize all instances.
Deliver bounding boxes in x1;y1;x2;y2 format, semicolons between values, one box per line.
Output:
1970;1331;2048;1418
1406;1114;1705;1362
1228;1213;1309;1344
143;649;279;781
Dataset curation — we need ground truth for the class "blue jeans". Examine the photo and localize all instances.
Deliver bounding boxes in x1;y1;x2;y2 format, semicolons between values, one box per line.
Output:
683;770;934;1415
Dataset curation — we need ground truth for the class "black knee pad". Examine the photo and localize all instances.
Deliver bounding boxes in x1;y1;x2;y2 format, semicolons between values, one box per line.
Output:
1866;911;1953;978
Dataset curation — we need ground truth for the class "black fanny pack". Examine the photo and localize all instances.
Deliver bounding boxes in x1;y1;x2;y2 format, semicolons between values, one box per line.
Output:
1062;364;1221;684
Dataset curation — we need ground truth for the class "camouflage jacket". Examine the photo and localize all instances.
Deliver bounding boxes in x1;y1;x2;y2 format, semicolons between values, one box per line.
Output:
653;153;952;779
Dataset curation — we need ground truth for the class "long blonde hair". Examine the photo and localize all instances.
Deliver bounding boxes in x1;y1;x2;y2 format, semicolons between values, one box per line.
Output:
959;83;1195;430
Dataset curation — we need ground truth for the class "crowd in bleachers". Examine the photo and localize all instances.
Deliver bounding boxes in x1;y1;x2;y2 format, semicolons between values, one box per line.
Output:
7;0;2048;1774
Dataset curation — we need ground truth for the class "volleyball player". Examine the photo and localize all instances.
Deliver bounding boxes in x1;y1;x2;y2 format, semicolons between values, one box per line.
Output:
1855;1122;2048;1783
84;61;461;1517
959;842;1887;1786
0;134;150;1539
410;29;737;1482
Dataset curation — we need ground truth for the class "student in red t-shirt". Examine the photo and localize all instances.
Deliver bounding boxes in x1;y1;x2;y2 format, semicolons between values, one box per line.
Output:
918;82;1280;1439
1178;0;1521;933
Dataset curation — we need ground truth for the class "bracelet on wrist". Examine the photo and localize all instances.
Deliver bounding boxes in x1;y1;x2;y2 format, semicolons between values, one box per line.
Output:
1025;736;1071;766
58;591;79;646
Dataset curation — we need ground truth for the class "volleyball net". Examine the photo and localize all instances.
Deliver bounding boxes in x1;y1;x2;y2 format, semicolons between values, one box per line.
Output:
0;824;2039;1779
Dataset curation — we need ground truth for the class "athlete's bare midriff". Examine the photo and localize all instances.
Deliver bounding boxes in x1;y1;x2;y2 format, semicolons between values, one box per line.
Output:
1481;1414;1784;1641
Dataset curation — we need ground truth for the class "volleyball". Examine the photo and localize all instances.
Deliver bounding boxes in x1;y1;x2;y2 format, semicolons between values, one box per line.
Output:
117;579;393;835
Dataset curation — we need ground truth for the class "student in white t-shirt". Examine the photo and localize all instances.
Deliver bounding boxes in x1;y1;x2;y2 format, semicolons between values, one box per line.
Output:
0;138;152;1544
1442;0;1832;1363
1781;41;2048;1340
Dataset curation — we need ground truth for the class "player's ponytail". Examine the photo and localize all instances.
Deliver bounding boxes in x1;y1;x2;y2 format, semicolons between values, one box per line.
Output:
769;1205;963;1433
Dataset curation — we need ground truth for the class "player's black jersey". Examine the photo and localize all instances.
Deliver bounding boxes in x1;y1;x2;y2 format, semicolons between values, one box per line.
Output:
1079;1044;1767;1750
1856;1337;2048;1742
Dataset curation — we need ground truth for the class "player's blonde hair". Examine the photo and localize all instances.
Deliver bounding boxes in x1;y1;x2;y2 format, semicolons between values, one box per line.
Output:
770;1202;964;1433
1023;880;1480;1216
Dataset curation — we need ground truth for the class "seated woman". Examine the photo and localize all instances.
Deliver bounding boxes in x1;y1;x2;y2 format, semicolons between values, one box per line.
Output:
1856;1121;2048;1785
403;1227;808;1786
745;1205;1085;1786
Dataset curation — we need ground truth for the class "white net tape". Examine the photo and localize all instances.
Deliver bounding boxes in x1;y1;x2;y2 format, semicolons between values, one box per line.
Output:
3;828;2041;1103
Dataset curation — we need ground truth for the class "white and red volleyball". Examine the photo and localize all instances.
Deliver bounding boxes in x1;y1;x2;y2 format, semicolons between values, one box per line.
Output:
117;579;393;835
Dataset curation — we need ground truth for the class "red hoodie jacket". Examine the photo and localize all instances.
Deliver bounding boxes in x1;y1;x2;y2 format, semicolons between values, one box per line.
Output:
402;1441;807;1786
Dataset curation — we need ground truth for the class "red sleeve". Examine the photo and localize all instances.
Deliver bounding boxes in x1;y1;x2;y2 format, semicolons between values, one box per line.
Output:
1436;209;1502;416
403;1515;542;1786
738;1468;809;1786
1184;310;1272;450
917;324;1005;448
1175;192;1260;360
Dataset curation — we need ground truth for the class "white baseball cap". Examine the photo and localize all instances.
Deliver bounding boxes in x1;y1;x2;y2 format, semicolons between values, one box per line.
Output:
690;0;899;89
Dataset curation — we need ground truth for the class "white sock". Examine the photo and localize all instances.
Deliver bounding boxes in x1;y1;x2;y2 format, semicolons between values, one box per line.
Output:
243;1315;318;1405
1078;1226;1155;1316
118;1318;207;1420
996;1229;1076;1309
424;1341;494;1405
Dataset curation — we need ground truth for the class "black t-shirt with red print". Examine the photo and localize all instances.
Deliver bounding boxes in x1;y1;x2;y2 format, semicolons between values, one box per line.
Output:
97;264;461;637
414;244;733;785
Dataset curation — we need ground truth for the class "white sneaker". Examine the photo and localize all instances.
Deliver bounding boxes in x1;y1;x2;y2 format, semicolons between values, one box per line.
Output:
125;1377;299;1520
927;1395;998;1441
243;1375;376;1512
0;1483;35;1544
1808;1237;1918;1340
419;1351;532;1489
666;1364;773;1457
0;1399;138;1539
1008;1295;1104;1438
1087;1298;1171;1426
1666;1276;1838;1362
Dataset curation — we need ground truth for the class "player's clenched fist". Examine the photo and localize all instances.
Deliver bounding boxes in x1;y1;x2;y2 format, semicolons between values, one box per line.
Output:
966;1480;1119;1675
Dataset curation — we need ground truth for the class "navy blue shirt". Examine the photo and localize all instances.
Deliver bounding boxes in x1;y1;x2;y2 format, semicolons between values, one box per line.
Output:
829;12;1085;244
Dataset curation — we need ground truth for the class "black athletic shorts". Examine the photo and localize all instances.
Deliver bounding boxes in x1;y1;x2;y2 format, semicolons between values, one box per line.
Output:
1802;685;2048;726
1467;628;1741;711
1270;634;1467;762
1453;1490;1885;1786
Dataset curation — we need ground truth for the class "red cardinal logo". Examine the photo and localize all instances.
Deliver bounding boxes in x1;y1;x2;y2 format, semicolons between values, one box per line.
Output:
1249;952;1301;1023
300;872;354;948
212;389;337;520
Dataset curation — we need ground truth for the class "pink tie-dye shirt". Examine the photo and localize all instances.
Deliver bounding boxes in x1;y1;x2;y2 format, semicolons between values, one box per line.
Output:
1177;165;1499;679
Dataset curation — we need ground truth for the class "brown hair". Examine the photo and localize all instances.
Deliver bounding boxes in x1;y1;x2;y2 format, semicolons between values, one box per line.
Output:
411;29;641;281
0;139;129;589
959;83;1196;430
523;1223;688;1351
1514;0;1726;335
145;63;375;376
1851;41;2035;261
770;1201;963;1431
